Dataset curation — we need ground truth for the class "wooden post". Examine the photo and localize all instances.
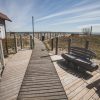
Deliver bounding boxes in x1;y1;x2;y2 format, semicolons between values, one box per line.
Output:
41;33;42;41
30;35;33;49
44;33;45;40
55;37;58;55
47;33;48;39
68;38;71;54
51;38;53;51
20;35;23;49
32;16;34;48
85;41;89;49
39;33;40;40
38;33;39;39
60;33;61;36
51;33;52;38
55;33;56;37
53;33;55;38
14;33;17;53
0;39;5;76
50;33;51;39
4;21;8;56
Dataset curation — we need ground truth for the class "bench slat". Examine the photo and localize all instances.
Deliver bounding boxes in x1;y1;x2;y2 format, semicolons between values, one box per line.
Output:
70;47;96;59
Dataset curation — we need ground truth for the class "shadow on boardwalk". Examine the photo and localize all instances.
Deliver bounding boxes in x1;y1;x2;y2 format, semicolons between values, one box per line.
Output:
57;59;93;80
87;79;100;97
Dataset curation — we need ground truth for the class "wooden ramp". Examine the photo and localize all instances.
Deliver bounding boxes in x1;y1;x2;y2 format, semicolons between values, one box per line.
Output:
17;39;67;100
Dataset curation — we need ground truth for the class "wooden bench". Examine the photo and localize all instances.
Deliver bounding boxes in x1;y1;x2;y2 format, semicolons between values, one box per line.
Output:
61;47;98;72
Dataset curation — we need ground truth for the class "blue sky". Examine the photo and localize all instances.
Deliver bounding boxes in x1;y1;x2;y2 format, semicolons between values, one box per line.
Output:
0;0;100;32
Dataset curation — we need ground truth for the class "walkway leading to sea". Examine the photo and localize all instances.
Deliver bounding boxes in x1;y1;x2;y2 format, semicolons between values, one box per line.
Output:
17;38;67;100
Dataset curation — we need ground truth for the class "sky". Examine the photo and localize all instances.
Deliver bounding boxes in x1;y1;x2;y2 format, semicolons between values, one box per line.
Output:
0;0;100;33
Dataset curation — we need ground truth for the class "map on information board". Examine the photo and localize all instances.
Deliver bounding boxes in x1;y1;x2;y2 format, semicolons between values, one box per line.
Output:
0;25;5;39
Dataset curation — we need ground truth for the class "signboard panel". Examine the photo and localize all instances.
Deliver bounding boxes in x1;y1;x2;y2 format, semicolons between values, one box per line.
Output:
0;25;5;39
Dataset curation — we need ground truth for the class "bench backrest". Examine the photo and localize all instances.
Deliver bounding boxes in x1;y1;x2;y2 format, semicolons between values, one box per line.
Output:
69;47;96;59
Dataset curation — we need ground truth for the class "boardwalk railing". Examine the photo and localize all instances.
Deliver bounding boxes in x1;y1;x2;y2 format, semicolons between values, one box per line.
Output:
2;32;100;59
43;34;100;59
2;32;33;56
0;32;33;76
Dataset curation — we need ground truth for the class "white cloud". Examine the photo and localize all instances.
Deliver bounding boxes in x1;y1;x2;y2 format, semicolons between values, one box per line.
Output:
49;16;100;26
35;2;100;22
78;24;100;29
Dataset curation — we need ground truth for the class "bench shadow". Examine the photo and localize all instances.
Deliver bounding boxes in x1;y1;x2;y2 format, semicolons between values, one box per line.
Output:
40;55;50;58
57;59;93;80
87;79;100;97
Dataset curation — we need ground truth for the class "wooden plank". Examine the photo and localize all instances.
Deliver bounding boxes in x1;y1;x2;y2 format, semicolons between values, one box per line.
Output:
17;38;67;100
64;79;81;90
89;98;94;100
68;83;87;99
90;93;99;100
65;80;84;95
80;89;95;100
18;91;66;98
71;87;89;100
18;94;67;100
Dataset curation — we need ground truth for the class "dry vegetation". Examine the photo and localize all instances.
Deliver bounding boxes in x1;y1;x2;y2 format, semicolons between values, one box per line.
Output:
46;34;100;59
2;33;31;55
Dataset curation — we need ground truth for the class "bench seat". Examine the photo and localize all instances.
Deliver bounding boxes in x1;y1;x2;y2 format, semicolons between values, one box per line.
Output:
62;53;98;72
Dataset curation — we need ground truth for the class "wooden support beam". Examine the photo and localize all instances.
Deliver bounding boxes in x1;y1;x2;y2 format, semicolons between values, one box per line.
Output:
85;41;89;49
68;38;71;54
20;35;23;49
47;33;48;39
38;33;39;39
44;33;45;40
50;33;51;39
51;38;53;51
30;35;33;49
55;33;56;37
55;37;58;55
14;33;17;53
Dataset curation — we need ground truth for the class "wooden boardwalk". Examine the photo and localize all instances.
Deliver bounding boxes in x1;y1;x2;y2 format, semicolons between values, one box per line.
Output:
17;39;67;100
51;55;100;100
0;50;32;100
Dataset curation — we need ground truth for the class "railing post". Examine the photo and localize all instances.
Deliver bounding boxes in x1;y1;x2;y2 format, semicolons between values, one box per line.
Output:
55;33;56;37
20;35;23;49
14;33;17;53
47;33;48;39
40;33;42;40
30;35;33;49
39;33;40;39
68;38;71;54
55;37;58;55
85;41;89;49
44;33;45;40
50;33;51;39
51;38;53;51
38;33;39;39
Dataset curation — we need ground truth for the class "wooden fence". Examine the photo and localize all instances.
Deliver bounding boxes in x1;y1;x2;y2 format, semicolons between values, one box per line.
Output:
43;35;100;59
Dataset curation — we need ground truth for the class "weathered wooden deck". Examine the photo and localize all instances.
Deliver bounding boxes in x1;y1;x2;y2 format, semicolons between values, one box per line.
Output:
0;50;32;100
51;55;100;100
17;39;67;100
1;38;100;100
